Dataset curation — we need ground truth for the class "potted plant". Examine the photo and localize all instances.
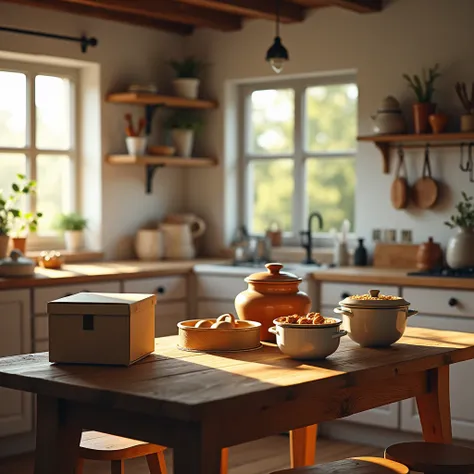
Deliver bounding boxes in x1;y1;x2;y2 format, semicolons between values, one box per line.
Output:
124;113;147;156
0;192;10;258
55;212;87;251
9;175;42;254
403;63;441;134
168;56;206;100
164;110;203;158
455;82;474;132
445;192;474;269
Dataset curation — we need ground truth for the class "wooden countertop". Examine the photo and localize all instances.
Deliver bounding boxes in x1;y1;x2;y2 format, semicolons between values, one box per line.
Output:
311;267;474;290
0;259;225;290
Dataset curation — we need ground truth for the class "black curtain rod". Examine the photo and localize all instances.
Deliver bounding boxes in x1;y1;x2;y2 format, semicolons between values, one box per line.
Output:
0;25;98;53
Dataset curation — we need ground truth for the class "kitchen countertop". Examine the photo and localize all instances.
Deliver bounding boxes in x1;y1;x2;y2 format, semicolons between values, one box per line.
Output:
0;259;225;290
311;267;474;290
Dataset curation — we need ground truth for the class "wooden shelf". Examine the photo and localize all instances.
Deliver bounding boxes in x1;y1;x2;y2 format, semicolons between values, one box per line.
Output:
106;93;218;109
357;132;474;173
107;155;217;193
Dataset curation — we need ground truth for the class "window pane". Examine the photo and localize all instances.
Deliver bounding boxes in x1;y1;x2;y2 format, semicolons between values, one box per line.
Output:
248;159;293;234
36;154;72;234
36;75;72;150
306;157;355;232
0;71;26;147
0;154;27;199
248;89;294;155
305;84;358;152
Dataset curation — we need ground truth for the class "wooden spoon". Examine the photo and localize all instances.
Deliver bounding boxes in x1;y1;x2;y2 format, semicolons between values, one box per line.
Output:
391;146;409;210
412;145;438;209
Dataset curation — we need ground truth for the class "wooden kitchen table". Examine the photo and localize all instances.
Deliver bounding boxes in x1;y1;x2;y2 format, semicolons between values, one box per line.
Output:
0;327;473;474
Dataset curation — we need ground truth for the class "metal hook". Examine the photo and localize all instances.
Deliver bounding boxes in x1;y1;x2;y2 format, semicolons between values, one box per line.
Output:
469;143;474;182
460;142;471;172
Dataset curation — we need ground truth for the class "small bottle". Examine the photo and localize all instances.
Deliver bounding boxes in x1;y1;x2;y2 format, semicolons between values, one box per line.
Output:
354;238;368;266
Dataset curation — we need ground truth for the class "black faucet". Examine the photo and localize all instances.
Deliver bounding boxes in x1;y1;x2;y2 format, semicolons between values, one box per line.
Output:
300;212;324;264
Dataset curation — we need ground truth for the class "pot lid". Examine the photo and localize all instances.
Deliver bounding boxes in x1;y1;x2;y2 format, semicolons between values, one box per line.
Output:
339;289;410;308
245;263;301;283
0;250;35;268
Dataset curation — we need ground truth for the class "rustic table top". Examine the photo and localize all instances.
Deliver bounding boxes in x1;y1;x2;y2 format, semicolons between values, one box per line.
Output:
0;327;473;422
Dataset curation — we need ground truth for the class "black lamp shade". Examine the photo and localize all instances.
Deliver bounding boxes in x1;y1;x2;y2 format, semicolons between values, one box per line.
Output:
265;36;289;61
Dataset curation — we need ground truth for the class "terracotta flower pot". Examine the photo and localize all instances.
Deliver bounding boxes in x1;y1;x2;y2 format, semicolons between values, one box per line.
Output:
11;237;27;254
413;102;436;134
0;234;9;259
428;112;448;134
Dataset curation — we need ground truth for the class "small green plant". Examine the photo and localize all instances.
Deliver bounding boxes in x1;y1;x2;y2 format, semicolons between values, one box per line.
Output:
9;175;42;236
54;212;87;231
445;192;474;229
168;56;207;79
164;110;203;131
0;191;10;236
403;63;441;103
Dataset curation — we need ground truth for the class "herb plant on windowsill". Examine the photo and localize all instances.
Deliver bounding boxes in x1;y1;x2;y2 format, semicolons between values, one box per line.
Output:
445;192;474;269
54;212;87;252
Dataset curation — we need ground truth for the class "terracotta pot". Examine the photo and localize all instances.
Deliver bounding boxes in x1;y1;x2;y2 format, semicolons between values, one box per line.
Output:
460;114;474;132
0;234;8;259
234;263;311;342
413;103;436;134
416;237;443;271
428;113;448;134
11;237;26;254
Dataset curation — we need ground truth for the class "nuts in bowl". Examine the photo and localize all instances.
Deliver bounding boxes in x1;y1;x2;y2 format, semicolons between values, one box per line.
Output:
275;312;340;327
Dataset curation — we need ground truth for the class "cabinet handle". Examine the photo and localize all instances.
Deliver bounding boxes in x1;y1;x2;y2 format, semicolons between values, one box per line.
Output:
448;297;459;307
156;286;166;295
341;292;350;299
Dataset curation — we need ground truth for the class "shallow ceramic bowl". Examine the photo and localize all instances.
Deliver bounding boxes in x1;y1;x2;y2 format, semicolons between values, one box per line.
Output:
269;317;346;360
177;318;261;352
148;145;176;156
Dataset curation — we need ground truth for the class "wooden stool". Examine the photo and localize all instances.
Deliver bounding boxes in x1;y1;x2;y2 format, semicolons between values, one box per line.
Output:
385;441;474;474
270;456;409;473
75;431;167;474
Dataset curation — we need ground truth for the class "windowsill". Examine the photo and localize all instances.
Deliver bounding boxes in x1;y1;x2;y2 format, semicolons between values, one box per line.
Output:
26;250;104;264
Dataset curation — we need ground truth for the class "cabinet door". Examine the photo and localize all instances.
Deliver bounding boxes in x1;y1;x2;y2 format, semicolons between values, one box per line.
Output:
401;313;474;440
198;301;237;320
123;276;187;302
0;290;32;437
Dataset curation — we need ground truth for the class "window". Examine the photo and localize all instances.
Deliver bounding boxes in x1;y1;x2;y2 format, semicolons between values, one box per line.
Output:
240;77;357;239
0;60;78;242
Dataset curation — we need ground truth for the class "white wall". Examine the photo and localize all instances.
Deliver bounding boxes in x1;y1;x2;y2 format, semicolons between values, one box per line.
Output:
0;2;187;258
184;0;474;255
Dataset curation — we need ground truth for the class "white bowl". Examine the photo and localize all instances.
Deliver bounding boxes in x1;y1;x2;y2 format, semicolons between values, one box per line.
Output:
269;318;346;360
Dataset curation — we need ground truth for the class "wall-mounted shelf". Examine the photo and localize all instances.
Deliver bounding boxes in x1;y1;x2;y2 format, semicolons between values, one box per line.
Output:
106;155;217;193
358;132;474;174
106;92;218;109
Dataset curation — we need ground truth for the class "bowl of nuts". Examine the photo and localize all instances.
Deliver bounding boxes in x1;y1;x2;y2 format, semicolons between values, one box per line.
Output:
268;312;347;360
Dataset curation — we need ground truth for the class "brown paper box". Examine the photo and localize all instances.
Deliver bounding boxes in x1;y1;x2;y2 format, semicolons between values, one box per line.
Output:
47;292;156;366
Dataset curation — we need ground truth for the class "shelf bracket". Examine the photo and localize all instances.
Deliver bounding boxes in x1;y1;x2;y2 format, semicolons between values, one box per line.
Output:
144;104;164;135
374;142;391;174
145;164;164;194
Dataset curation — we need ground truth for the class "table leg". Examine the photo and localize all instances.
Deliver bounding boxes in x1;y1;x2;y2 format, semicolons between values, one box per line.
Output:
34;396;82;474
416;366;452;443
290;424;318;468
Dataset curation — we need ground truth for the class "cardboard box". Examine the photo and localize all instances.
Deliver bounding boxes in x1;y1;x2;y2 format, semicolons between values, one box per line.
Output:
48;292;156;366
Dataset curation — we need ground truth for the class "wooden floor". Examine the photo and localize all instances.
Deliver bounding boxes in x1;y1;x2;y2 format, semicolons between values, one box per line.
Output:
0;435;381;474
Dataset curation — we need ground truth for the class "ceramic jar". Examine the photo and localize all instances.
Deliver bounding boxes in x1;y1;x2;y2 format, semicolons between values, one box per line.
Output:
160;223;195;259
446;228;474;269
134;229;164;261
413;102;436;134
234;263;311;342
371;96;406;135
461;114;474;132
416;237;442;271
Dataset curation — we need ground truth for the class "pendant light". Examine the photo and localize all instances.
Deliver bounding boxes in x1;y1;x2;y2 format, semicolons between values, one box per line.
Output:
265;0;289;74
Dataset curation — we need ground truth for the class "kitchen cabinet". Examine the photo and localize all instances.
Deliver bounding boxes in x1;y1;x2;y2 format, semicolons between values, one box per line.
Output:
320;282;400;429
401;305;474;441
123;276;188;337
0;290;32;437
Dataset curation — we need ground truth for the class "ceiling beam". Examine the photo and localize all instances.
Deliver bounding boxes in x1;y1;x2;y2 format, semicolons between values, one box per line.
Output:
173;0;305;23
327;0;382;13
59;0;242;31
0;0;194;34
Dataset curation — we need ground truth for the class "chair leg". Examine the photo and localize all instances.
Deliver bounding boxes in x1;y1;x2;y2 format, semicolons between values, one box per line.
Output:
111;460;125;474
146;452;168;474
75;458;85;474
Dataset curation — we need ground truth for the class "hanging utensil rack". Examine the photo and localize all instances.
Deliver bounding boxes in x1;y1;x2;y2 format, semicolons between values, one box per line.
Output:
0;25;97;53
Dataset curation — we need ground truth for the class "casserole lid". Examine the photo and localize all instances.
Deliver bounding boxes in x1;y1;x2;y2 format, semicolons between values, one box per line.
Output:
339;289;410;308
245;263;301;283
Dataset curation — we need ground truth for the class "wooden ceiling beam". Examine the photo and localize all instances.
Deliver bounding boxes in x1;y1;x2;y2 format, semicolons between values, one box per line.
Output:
0;0;194;34
173;0;305;23
59;0;242;31
327;0;382;13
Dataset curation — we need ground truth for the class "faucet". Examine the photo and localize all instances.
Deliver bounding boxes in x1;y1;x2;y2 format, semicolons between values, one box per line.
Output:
300;212;324;264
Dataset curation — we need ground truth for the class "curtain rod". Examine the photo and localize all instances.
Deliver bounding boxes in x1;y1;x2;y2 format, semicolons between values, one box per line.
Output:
0;25;98;53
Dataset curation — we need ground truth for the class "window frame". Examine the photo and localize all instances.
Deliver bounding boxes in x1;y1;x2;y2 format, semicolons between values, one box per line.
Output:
238;74;357;244
0;59;80;249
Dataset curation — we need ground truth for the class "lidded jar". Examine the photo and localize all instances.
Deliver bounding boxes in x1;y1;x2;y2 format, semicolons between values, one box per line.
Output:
234;263;311;342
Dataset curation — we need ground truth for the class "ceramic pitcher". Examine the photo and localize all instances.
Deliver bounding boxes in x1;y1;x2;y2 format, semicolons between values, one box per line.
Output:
160;222;196;260
164;213;206;239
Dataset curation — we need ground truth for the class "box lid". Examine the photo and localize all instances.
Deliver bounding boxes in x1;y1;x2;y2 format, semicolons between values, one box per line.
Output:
47;292;156;316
